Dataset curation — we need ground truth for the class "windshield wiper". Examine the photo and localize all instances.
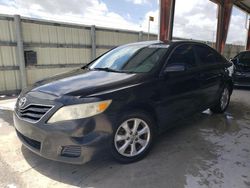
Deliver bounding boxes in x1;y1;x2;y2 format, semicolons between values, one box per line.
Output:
81;65;90;70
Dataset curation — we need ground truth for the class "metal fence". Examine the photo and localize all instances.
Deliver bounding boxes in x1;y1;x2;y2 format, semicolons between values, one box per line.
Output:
0;14;245;95
204;41;245;59
0;14;157;94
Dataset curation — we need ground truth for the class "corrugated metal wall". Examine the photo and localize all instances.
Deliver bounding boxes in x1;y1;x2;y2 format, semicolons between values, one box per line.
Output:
0;17;20;93
223;44;245;59
0;15;157;94
0;14;245;94
22;20;92;86
204;41;245;59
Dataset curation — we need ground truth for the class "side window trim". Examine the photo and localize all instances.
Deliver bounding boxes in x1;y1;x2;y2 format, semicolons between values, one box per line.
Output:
193;44;217;66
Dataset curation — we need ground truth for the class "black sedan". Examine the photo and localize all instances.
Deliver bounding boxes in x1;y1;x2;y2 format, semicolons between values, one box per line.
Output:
231;51;250;87
14;40;233;164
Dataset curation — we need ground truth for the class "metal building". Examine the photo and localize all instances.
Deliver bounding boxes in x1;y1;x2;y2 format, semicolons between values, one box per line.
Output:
159;0;250;53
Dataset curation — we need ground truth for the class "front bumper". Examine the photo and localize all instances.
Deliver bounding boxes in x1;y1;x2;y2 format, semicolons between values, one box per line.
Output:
13;112;114;164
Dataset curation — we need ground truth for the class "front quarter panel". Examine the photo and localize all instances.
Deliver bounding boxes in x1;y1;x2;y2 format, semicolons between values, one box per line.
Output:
91;77;159;128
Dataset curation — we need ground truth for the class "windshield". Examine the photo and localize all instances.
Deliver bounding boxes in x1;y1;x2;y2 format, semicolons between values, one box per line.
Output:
89;44;168;73
237;52;250;65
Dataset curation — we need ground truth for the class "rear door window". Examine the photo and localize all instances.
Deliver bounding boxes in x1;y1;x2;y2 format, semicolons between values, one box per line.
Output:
214;51;228;64
194;45;217;65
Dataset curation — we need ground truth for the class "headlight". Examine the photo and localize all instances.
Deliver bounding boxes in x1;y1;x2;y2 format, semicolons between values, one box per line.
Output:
48;100;112;123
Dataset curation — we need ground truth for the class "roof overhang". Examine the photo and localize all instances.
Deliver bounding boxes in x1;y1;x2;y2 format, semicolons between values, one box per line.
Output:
210;0;250;13
234;0;250;13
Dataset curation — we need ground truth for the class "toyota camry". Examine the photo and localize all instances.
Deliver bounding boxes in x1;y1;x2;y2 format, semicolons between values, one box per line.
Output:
14;40;233;164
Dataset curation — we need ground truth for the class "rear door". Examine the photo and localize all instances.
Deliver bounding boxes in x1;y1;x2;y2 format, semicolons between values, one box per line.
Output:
193;45;224;106
156;44;202;130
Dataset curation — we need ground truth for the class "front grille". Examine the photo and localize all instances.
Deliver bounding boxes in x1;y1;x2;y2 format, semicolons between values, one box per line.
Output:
16;130;41;150
16;104;53;123
61;145;81;158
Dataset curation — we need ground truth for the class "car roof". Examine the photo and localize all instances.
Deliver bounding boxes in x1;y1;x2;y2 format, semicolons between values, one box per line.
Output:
122;40;209;48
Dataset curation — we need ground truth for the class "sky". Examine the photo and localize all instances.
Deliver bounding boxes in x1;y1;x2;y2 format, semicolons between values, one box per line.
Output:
0;0;248;45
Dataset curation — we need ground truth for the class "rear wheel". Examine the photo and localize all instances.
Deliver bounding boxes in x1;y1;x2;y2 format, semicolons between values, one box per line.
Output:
111;112;155;163
211;86;230;113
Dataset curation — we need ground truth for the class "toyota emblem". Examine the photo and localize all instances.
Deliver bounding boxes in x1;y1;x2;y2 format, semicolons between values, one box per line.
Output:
18;97;27;108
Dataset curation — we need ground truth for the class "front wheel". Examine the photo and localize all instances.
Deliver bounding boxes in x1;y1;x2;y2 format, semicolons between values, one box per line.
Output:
111;112;155;163
210;86;230;113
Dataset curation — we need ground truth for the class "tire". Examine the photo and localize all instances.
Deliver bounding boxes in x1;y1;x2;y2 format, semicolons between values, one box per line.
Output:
111;111;155;163
210;85;230;113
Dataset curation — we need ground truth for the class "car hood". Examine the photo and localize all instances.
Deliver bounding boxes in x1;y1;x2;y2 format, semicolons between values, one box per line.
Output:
27;69;140;97
235;62;250;72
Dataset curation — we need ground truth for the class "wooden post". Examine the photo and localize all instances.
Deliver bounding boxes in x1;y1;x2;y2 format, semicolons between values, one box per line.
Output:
246;19;250;50
215;0;233;53
159;0;176;42
91;25;96;60
14;15;27;89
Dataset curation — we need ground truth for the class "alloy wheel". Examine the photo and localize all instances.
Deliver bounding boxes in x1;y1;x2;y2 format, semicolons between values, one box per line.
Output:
114;118;151;157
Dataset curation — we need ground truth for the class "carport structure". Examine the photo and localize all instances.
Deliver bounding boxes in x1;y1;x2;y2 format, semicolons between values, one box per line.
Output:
159;0;250;53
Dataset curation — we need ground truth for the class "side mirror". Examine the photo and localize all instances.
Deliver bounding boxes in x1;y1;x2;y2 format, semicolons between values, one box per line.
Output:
164;63;186;74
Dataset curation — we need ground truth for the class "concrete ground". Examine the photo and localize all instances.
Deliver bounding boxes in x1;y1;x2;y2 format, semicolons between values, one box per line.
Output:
0;89;250;188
